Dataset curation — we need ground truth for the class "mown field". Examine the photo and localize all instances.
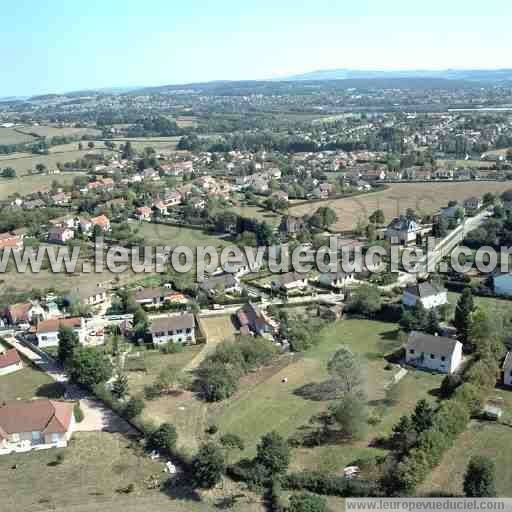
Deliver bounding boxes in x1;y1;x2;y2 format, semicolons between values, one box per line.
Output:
288;181;511;231
231;205;281;226
16;125;101;139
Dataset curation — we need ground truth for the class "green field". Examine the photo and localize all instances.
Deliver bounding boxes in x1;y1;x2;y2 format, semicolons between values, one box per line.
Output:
0;127;36;145
0;171;83;198
231;205;281;226
135;222;231;250
419;421;512;497
16;125;101;139
0;150;109;176
212;319;442;470
448;292;512;320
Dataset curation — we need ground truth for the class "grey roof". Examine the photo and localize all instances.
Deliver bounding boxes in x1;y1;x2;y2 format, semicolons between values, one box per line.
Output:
199;273;238;291
404;282;445;298
503;351;512;372
406;331;460;357
134;287;170;301
150;313;195;333
387;216;419;232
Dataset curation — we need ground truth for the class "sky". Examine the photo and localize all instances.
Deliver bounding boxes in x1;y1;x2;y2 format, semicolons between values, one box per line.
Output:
1;0;511;97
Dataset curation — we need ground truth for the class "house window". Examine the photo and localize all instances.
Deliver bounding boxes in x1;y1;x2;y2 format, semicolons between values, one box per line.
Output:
31;431;41;442
186;328;191;334
441;356;446;362
409;349;415;354
430;354;435;359
177;329;183;334
51;433;60;443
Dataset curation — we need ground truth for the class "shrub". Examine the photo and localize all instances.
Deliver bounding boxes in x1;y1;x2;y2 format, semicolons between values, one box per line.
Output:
146;423;178;456
123;397;145;419
73;402;84;423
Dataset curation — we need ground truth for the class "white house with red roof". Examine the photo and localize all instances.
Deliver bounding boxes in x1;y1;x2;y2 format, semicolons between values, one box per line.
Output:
0;399;75;455
35;317;86;348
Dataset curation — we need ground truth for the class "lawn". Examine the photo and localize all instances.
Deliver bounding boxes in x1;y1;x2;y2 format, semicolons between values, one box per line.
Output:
0;432;166;512
0;171;83;198
199;315;237;343
211;319;443;469
0;361;56;401
125;346;201;395
448;292;512;320
135;222;230;250
231;205;281;226
288;181;511;231
419;421;512;497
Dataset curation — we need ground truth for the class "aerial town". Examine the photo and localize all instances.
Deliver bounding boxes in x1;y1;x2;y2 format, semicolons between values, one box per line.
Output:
2;5;512;511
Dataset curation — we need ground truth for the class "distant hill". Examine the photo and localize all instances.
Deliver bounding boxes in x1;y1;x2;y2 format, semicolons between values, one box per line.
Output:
283;68;512;82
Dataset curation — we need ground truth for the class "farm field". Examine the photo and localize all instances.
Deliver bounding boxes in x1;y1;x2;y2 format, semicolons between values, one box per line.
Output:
135;222;231;250
0;126;36;145
0;151;107;176
288;181;511;231
0;171;83;198
16;125;101;138
419;421;512;497
211;319;442;470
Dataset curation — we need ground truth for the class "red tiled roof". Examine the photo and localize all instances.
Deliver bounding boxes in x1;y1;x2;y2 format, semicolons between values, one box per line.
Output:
36;317;82;334
0;349;21;370
0;399;73;439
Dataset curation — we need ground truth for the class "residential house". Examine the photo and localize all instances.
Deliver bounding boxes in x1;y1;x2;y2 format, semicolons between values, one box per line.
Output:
91;215;110;232
153;201;168;216
279;215;306;236
433;168;454;180
134;287;185;307
23;199;45;210
384;216;422;244
402;282;448;309
439;203;465;222
48;226;74;244
51;192;71;205
71;284;107;306
318;271;356;290
0;399;75;455
35;317;86;348
135;206;153;221
405;331;463;374
272;272;309;292
236;302;275;337
0;232;23;251
150;313;195;345
199;273;240;295
4;302;46;325
463;196;483;215
312;183;333;199
0;349;23;376
318;303;344;321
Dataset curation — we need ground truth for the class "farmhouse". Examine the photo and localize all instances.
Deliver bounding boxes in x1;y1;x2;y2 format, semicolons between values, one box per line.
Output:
402;282;448;309
150;313;195;345
35;317;86;348
405;331;463;374
0;348;23;376
0;399;75;455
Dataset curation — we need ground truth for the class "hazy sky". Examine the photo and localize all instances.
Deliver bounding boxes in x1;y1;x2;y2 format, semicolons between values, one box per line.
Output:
1;0;511;97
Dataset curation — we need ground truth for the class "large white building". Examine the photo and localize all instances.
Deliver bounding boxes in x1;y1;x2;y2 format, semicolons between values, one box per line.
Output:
405;331;463;374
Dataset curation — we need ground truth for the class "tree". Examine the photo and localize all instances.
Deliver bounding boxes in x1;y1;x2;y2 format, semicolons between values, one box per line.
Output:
454;288;475;349
289;493;327;512
147;423;177;456
348;285;382;317
35;163;46;173
1;167;16;178
220;433;245;464
425;308;440;335
67;347;113;390
411;399;435;433
327;346;364;396
391;415;417;453
57;325;79;364
463;456;496;497
256;431;290;475
87;141;95;149
309;206;337;230
369;209;385;225
200;363;239;402
123;397;145;419
154;366;180;394
191;442;225;488
329;395;368;440
111;373;129;399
